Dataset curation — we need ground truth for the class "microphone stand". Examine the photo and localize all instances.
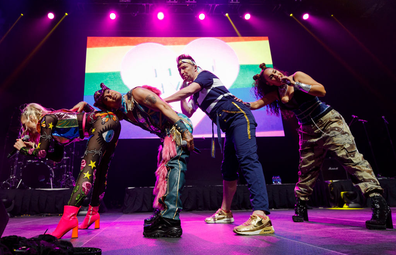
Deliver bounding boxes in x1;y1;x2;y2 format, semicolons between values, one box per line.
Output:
382;116;396;166
357;118;381;177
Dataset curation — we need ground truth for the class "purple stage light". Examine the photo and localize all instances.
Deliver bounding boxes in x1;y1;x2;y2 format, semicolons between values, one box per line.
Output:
199;13;205;20
110;13;116;20
303;13;309;20
48;13;54;20
157;12;164;20
244;13;251;20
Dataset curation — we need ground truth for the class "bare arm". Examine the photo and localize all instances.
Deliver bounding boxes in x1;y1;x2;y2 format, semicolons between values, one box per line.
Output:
248;90;278;110
132;87;194;151
283;71;326;97
70;101;95;113
180;99;196;118
164;82;202;103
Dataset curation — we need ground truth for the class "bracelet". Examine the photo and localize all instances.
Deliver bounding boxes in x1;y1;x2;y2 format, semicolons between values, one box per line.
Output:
294;82;312;93
174;119;189;134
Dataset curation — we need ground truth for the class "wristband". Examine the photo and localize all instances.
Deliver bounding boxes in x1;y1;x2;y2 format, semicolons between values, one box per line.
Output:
294;82;312;93
174;119;189;134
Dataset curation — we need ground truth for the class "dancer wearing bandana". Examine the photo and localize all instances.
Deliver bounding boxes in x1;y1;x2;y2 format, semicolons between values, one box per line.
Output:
13;103;121;238
164;54;274;236
72;84;194;238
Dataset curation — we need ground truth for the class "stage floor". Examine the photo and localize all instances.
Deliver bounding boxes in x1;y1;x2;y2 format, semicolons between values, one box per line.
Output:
3;208;396;255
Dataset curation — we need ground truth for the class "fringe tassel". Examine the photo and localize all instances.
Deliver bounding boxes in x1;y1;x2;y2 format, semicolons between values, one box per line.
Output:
153;136;177;210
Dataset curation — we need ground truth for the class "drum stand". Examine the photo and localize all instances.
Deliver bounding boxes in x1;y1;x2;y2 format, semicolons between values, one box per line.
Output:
58;144;76;188
1;152;23;189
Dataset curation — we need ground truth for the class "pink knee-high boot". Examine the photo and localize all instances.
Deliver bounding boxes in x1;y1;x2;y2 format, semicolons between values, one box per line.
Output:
79;205;100;229
50;205;80;239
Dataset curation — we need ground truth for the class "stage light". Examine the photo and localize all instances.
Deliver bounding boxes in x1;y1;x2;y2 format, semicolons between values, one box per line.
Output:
303;13;309;20
110;13;116;20
199;13;205;20
48;13;54;20
225;13;229;17
157;12;164;20
244;13;251;20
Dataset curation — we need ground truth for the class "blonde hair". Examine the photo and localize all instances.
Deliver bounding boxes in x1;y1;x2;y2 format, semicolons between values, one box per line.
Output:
20;103;52;144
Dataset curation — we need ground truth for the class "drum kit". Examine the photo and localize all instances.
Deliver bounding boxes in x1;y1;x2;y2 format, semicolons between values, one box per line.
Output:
1;143;77;189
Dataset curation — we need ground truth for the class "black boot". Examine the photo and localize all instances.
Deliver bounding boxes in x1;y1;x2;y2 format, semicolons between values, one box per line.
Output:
292;197;308;222
144;209;160;226
366;196;393;230
143;216;182;238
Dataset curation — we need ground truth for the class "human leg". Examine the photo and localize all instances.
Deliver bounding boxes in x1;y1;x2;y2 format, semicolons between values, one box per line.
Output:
293;123;327;222
51;113;120;238
204;132;239;224
143;143;188;238
229;112;273;235
79;113;120;230
323;111;392;229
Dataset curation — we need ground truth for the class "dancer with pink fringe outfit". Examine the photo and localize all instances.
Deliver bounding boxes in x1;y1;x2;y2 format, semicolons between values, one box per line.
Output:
72;83;194;238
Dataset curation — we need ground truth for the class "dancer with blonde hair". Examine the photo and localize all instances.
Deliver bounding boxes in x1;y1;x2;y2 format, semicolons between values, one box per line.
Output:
14;102;121;238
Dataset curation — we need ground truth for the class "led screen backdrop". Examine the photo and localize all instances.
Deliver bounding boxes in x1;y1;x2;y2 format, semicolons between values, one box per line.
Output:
84;37;284;139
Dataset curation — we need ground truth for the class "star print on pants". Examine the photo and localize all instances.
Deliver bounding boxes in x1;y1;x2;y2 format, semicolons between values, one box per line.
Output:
88;160;96;169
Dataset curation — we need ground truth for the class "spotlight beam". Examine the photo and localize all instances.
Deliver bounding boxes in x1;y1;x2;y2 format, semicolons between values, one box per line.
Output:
0;13;68;94
0;14;23;45
332;15;396;82
290;14;393;114
225;14;241;37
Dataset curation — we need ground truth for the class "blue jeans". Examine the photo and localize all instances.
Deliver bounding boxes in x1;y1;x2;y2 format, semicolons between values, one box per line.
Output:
160;144;189;220
218;101;270;214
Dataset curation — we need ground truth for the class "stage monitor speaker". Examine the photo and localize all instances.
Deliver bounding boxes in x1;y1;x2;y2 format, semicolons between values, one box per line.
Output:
0;200;9;238
321;154;348;181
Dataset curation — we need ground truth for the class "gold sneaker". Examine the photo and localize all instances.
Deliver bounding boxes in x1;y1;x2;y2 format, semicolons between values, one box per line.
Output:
205;208;234;224
233;214;275;235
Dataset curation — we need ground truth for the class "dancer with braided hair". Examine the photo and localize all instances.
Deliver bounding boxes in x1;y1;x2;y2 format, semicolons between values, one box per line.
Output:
71;83;194;238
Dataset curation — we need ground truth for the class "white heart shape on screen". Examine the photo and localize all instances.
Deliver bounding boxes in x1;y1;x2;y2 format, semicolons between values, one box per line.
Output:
180;38;240;128
119;38;240;131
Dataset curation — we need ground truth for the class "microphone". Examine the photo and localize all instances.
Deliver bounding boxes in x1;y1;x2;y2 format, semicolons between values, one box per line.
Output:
281;78;291;85
382;116;389;124
181;140;201;154
358;119;368;123
352;115;359;118
7;135;30;159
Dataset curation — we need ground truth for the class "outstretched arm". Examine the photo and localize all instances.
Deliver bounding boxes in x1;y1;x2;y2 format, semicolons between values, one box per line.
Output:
249;91;278;110
282;71;326;97
70;101;95;113
132;87;194;151
164;82;201;103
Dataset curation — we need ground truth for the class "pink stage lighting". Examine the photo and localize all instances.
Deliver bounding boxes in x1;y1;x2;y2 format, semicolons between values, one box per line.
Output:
199;13;205;20
244;13;251;20
110;13;116;20
157;12;164;20
303;13;309;20
47;13;54;20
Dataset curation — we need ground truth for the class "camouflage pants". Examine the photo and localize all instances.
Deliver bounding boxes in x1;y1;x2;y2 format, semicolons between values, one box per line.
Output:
294;109;383;200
